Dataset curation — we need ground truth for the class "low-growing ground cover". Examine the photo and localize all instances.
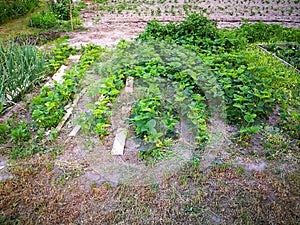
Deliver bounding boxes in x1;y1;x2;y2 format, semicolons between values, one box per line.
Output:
265;42;300;71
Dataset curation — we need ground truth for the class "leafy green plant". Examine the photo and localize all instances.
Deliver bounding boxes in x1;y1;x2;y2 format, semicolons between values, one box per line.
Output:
204;53;275;126
92;73;125;138
130;94;179;157
31;44;104;129
9;120;31;144
235;125;260;147
47;44;76;72
49;0;78;21
31;81;75;128
0;122;9;143
29;10;58;29
0;115;55;159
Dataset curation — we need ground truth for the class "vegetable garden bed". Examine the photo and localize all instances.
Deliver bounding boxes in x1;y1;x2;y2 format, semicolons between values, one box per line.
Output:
0;3;299;224
257;43;300;73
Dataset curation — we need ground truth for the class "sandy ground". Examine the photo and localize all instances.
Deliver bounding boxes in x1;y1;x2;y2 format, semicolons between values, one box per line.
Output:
67;1;300;48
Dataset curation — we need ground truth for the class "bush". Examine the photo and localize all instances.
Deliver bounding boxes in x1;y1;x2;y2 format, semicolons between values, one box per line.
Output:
50;0;79;20
237;21;300;43
29;11;58;29
138;14;245;53
139;14;218;42
0;0;39;25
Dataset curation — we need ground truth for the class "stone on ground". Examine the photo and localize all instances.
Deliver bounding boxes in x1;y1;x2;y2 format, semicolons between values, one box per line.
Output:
68;125;81;137
111;128;127;155
125;76;134;93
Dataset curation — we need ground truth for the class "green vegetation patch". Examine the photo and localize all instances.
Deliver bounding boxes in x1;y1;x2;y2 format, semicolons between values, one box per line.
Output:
0;41;48;112
89;14;299;159
266;43;300;71
0;0;39;25
31;44;105;129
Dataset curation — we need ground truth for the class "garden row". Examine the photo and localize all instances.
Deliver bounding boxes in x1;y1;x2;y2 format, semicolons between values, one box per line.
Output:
85;14;299;158
0;43;104;159
90;0;300;20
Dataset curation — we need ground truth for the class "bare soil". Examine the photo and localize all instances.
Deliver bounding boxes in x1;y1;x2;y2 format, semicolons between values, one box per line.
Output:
67;1;300;48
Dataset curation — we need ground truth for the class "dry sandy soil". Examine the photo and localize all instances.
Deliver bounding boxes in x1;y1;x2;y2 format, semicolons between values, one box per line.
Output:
67;0;300;47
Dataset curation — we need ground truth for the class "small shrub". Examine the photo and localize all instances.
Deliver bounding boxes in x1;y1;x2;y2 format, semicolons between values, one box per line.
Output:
0;0;39;25
29;11;58;28
50;0;79;20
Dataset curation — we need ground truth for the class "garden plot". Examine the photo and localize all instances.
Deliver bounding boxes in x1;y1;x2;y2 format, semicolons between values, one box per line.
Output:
55;35;299;188
0;4;300;224
55;68;228;187
54;46;199;186
67;0;300;47
83;0;300;26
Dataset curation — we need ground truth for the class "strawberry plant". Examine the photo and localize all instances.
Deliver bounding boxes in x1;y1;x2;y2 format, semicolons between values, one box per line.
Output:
31;44;105;129
48;44;76;72
130;93;179;158
266;43;300;70
204;53;275;127
92;73;125;138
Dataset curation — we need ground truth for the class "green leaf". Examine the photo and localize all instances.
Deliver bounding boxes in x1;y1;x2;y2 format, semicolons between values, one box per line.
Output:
146;119;156;129
244;113;257;123
233;103;242;109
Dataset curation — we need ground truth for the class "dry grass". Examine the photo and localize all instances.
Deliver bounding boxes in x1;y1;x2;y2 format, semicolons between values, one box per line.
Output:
1;152;299;224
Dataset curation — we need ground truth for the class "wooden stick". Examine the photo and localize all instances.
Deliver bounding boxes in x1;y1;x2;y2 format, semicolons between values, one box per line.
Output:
69;0;73;31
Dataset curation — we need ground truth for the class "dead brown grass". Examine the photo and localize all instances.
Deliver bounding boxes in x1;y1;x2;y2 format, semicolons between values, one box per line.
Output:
1;154;299;224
